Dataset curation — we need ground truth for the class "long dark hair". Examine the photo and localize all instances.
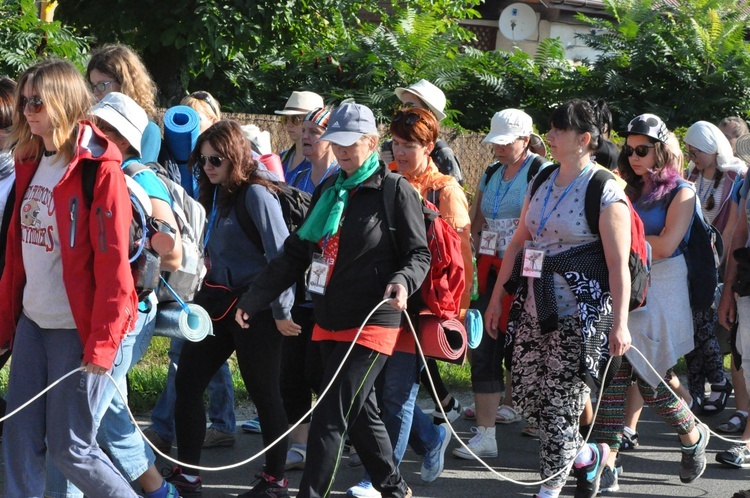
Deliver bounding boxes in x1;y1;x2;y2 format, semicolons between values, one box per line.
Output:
191;120;277;215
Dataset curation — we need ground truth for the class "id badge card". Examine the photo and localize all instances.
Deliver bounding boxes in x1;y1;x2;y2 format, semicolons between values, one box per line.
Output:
306;254;333;295
522;240;544;279
479;224;499;256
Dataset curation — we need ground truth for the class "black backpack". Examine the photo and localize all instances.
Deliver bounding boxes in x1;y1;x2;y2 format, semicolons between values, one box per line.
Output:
482;154;550;188
669;182;723;311
235;181;311;252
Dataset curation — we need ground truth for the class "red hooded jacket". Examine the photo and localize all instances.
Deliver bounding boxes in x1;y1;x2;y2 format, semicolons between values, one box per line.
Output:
0;122;137;368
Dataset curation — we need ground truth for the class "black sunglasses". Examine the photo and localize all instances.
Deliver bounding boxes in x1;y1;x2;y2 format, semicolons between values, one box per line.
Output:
393;110;422;126
198;154;225;167
19;96;44;114
623;144;655;158
189;91;220;116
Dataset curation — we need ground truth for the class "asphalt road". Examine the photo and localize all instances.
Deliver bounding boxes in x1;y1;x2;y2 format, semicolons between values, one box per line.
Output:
0;391;747;497
146;393;750;498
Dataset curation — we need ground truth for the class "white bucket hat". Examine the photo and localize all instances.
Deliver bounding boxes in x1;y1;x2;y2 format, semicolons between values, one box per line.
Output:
394;79;447;121
275;91;325;116
91;92;148;156
482;109;533;145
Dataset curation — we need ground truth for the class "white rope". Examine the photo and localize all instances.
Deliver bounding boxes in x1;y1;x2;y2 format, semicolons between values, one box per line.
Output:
1;312;744;486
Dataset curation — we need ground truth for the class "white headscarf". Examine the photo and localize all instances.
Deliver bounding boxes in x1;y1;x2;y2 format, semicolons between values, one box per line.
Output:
684;120;734;169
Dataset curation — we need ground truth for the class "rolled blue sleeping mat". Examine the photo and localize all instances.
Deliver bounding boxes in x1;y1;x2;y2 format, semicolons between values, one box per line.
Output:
164;106;201;196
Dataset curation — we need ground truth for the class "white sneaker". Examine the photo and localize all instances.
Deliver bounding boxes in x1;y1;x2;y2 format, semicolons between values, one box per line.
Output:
346;479;381;497
451;426;498;459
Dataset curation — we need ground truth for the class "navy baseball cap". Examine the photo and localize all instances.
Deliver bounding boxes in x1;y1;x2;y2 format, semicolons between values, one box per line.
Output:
318;103;378;146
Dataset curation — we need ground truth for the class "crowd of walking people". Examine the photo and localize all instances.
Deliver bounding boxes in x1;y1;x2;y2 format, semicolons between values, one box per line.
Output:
3;43;750;498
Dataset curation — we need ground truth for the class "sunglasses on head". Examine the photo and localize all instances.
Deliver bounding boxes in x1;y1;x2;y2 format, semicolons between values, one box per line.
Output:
281;115;303;126
623;144;655;158
19;96;44;114
393;110;422;126
198;154;225;167
189;91;220;116
90;80;116;93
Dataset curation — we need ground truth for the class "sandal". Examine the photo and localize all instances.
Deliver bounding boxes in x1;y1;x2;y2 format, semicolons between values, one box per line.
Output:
521;424;539;438
496;405;522;424
285;443;306;471
718;411;748;434
703;380;733;415
463;404;476;420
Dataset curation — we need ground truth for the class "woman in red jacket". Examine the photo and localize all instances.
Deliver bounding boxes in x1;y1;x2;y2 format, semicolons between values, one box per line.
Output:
0;59;138;497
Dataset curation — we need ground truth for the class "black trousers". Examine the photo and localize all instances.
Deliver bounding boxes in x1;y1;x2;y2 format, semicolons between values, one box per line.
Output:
280;306;323;424
298;340;409;498
174;309;288;477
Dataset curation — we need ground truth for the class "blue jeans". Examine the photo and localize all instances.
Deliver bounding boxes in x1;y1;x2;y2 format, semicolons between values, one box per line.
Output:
379;351;440;462
46;295;159;497
4;315;137;498
150;336;235;440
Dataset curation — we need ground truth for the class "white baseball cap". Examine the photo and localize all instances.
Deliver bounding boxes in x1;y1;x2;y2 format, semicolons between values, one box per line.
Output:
483;109;533;145
92;92;148;156
394;79;447;122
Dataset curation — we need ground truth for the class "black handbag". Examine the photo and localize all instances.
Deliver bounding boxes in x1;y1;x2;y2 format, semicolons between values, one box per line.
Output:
733;247;750;297
192;281;248;321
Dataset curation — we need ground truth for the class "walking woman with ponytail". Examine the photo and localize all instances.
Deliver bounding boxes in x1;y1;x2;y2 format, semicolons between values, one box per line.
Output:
236;103;430;498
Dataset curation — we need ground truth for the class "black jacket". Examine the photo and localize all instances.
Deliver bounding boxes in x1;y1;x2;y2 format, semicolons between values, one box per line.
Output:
238;165;431;331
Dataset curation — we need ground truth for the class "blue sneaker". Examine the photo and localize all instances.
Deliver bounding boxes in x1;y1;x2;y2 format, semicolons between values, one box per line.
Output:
573;443;610;498
241;417;262;434
421;423;451;483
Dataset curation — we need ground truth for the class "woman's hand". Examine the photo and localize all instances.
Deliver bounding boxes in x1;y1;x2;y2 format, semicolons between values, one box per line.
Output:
81;361;109;375
235;307;251;329
609;323;631;357
718;287;737;329
275;318;302;337
384;283;408;311
484;298;503;339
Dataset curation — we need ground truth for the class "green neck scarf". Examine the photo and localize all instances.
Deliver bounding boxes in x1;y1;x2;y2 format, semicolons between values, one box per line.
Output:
297;152;380;242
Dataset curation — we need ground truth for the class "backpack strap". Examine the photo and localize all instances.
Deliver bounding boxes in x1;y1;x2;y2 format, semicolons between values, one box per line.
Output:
482;162;502;188
81;159;99;207
583;168;617;235
381;172;404;252
528;162;560;199
0;184;15;275
526;154;551;183
235;182;264;252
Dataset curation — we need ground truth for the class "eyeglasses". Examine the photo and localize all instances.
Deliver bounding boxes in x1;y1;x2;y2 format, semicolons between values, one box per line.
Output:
393;110;422;126
281;115;304;126
623;144;655;158
189;91;220;116
90;81;116;93
19;96;44;113
198;154;225;167
687;148;705;160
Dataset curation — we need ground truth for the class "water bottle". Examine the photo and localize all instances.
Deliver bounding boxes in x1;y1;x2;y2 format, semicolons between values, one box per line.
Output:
470;257;479;301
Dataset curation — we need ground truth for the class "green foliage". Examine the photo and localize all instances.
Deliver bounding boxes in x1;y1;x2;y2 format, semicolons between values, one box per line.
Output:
0;0;90;77
576;0;750;130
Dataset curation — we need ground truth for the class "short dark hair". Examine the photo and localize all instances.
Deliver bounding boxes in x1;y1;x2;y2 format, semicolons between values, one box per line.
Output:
549;99;601;151
0;77;16;129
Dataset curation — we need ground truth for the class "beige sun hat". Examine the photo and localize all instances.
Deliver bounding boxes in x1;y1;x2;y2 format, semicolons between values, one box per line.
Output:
735;133;750;166
394;79;447;122
275;91;325;116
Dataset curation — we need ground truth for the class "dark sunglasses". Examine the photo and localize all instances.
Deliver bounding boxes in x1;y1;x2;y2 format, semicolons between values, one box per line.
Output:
19;96;44;114
90;80;116;93
281;115;303;126
623;144;655;158
393;110;422;126
189;91;220;116
198;154;225;167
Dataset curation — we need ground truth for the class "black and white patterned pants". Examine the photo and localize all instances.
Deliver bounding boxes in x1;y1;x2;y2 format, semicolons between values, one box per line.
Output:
512;311;589;489
685;309;726;401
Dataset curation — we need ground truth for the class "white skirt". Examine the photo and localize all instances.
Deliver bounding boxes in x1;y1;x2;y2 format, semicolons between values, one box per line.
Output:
625;254;694;387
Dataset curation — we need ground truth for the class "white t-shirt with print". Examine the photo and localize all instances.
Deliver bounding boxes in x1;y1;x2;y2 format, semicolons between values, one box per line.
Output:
21;154;77;329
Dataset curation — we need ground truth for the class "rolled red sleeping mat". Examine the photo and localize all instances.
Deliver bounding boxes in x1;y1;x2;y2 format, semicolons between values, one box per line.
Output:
418;312;467;365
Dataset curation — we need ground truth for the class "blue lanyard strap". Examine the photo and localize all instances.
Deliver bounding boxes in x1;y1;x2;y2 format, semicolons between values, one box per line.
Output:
536;163;592;238
203;187;218;247
491;154;532;220
697;174;714;206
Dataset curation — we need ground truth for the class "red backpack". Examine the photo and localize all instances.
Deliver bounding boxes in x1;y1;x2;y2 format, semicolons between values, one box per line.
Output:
382;174;466;320
530;166;651;310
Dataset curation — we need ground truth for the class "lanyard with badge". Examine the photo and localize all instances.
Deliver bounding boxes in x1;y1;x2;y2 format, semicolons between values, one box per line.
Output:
479;155;531;256
202;188;219;271
522;163;592;278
